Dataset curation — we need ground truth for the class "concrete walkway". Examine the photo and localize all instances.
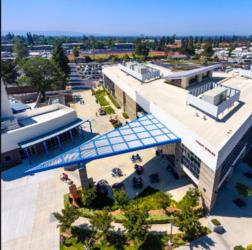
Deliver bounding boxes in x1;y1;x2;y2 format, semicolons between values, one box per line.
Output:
175;232;230;250
73;217;180;234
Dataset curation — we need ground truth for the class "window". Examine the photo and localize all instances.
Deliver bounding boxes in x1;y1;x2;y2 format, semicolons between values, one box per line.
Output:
181;144;201;179
5;156;11;162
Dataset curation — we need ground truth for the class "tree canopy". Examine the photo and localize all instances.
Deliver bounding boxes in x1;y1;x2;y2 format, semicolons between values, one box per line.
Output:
13;39;29;60
1;60;18;85
52;42;70;77
18;57;65;101
135;39;149;59
72;46;80;58
123;207;150;243
90;210;113;243
54;205;80;232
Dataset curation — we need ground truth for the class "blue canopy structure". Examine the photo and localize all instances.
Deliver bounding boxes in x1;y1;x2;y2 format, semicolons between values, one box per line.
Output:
25;113;180;175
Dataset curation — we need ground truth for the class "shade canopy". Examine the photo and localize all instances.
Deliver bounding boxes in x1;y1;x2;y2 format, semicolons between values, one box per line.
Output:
25;113;180;175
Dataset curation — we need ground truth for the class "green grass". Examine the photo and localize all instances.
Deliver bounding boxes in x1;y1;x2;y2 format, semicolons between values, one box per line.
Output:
235;182;252;197
129;186;172;210
95;90;109;106
106;91;121;109
113;213;170;224
104;106;115;114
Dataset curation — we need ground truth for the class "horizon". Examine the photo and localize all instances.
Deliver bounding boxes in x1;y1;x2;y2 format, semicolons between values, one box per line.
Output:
2;0;252;36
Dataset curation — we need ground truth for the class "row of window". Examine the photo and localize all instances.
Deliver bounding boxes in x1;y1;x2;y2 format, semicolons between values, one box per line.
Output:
219;125;252;181
181;144;201;179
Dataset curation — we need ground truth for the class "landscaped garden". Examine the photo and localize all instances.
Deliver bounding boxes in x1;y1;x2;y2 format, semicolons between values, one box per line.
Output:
57;184;209;250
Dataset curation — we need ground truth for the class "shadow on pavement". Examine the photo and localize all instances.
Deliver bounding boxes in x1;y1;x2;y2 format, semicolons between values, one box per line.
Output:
1;131;98;182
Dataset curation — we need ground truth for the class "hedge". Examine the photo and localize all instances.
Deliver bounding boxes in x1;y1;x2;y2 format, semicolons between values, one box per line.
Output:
106;91;121;109
122;112;129;119
104;106;115;114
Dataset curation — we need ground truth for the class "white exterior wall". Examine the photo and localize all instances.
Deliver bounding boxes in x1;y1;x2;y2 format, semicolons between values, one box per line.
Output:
1;80;14;119
217;113;252;169
1;109;77;153
106;74;219;171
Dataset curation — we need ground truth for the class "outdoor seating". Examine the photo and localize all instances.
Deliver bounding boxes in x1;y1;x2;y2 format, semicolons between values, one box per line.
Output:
112;168;123;177
131;154;142;163
134;164;143;175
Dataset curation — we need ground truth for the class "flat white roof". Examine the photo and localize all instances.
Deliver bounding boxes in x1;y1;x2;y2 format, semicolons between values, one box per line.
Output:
164;64;219;79
19;108;70;127
103;66;252;150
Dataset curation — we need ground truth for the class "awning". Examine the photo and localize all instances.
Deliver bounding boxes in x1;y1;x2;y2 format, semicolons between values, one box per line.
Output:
19;118;88;149
163;64;220;80
10;102;31;113
25;114;180;174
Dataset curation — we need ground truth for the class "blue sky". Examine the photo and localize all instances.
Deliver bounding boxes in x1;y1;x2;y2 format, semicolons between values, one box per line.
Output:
2;0;252;36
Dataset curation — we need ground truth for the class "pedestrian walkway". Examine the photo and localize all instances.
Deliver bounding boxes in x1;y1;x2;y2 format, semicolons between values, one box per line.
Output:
73;217;180;234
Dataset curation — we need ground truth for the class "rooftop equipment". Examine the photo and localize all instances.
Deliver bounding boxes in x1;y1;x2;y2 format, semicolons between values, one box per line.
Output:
118;62;160;82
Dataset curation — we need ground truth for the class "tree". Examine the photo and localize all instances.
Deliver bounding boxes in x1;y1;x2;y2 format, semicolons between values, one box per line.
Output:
176;206;206;241
123;207;150;244
52;42;70;77
84;56;92;63
18;57;65;102
203;43;214;58
90;210;113;243
122;54;130;61
72;46;79;58
178;188;201;209
135;39;149;59
26;32;34;45
1;60;18;85
81;186;97;207
54;205;80;233
113;189;129;209
13;39;29;60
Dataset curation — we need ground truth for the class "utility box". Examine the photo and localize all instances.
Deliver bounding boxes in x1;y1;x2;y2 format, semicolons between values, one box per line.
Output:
201;87;228;106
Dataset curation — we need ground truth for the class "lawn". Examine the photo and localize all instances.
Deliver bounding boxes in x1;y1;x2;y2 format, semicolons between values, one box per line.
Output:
95;90;109;106
104;106;115;114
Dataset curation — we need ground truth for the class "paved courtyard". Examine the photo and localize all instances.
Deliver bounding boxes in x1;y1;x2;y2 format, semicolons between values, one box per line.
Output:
1;89;191;250
2;89;250;250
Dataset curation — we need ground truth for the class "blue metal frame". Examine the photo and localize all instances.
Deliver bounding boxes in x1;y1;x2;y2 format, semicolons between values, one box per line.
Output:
25;113;181;175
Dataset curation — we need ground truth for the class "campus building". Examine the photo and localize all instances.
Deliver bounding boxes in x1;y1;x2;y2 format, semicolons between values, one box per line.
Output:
101;62;252;210
1;80;91;169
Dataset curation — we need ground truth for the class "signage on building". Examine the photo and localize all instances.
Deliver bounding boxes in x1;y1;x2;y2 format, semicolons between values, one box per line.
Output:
196;140;216;157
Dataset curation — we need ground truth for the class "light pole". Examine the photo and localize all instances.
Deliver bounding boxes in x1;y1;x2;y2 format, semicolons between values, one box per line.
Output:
168;216;174;247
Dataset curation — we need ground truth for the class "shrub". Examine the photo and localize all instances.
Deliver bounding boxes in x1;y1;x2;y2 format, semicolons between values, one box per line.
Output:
106;91;121;109
113;189;129;209
234;246;245;250
246;244;252;250
81;186;97;207
104;106;115;114
95;90;109;106
178;187;201;209
122;112;129;119
235;182;252;197
211;218;221;226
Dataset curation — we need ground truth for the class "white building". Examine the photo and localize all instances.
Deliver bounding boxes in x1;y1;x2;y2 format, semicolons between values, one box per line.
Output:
1;80;90;168
102;62;252;210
